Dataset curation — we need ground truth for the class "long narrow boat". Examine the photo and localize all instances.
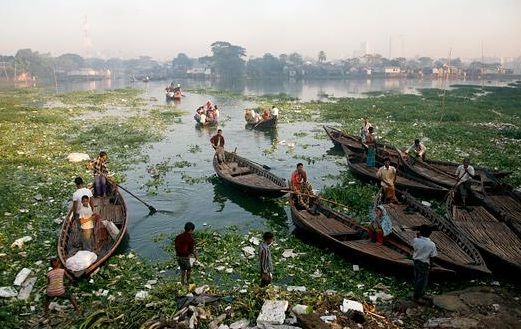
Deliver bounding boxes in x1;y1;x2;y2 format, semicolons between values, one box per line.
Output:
378;189;490;275
470;187;521;238
342;145;448;197
446;190;521;273
325;125;511;179
323;125;398;161
213;150;288;197
289;198;454;276
246;117;277;130
58;183;128;277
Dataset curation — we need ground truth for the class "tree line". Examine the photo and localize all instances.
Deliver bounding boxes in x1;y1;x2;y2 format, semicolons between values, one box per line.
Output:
1;41;518;82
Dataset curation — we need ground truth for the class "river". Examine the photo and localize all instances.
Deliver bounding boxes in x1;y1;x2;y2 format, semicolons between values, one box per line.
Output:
51;78;515;260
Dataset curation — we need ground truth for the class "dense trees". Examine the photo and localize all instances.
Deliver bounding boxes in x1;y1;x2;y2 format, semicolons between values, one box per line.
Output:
209;41;246;80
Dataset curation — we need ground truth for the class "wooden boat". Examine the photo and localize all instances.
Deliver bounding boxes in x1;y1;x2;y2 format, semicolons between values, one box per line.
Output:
470;186;521;238
446;189;521;272
213;150;288;197
324;126;511;179
396;149;501;189
58;183;127;277
289;198;454;276
323;125;398;161
246;116;277;129
378;189;490;275
342;145;448;197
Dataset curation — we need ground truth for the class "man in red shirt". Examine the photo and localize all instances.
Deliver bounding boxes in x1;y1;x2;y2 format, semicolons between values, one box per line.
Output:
175;222;198;285
210;129;226;163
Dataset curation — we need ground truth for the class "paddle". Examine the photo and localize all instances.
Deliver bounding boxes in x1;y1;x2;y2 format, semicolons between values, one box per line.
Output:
114;183;157;214
92;168;158;214
287;191;351;209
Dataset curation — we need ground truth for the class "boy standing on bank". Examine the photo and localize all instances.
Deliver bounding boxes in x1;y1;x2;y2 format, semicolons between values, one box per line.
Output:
259;232;274;287
175;222;198;285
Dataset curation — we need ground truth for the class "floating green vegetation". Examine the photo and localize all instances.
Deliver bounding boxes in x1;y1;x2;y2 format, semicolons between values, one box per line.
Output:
56;88;145;107
173;160;194;168
187;144;202;153
293;131;308;137
0;87;181;328
145;160;174;195
180;173;213;185
185;88;243;99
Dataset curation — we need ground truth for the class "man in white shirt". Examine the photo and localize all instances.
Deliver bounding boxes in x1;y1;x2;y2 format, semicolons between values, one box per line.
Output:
270;106;279;119
455;158;476;208
405;139;427;161
72;177;93;216
412;225;437;303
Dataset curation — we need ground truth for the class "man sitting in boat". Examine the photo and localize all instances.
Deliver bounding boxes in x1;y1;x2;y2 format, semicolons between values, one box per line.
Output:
376;157;398;204
290;163;313;209
367;205;392;244
405;139;427;161
262;109;271;121
455;158;476;208
270;106;279;119
210;129;225;163
245;109;260;124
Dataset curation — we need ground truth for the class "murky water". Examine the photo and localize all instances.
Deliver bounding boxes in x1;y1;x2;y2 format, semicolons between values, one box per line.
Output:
52;78;516;260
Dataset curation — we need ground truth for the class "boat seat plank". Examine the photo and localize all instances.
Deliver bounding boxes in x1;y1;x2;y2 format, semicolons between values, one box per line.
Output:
342;240;409;261
298;210;358;236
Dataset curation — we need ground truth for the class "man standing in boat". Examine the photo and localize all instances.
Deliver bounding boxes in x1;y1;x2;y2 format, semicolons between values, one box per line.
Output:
455;158;476;208
412;225;437;304
210;129;226;163
376;157;398;204
88;151;109;197
270;105;279;119
405;139;427;161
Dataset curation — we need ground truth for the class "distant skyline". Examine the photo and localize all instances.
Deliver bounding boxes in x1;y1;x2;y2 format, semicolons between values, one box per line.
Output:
1;0;520;61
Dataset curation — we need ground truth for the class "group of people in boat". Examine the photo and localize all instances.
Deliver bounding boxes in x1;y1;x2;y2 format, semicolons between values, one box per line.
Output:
288;156;436;304
360;117;478;208
244;106;279;124
194;100;220;125
165;82;182;93
46;151;120;314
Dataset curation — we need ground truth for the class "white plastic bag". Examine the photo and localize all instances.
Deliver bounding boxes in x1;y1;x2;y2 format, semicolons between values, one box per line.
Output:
65;250;97;272
102;220;120;240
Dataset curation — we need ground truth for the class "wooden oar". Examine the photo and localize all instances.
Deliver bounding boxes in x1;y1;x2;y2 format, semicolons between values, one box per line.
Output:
286;191;351;209
114;183;157;214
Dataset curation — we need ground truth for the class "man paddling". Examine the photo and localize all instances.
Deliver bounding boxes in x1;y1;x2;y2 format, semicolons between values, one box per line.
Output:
210;129;225;163
405;139;427;161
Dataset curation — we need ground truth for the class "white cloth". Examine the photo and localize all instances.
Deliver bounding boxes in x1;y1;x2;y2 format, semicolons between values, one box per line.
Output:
79;205;94;229
270;107;279;117
412;237;437;264
455;165;475;184
65;250;97;272
73;188;93;213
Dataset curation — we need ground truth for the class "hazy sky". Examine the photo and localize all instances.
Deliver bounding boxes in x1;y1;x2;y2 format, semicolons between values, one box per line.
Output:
1;0;520;61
